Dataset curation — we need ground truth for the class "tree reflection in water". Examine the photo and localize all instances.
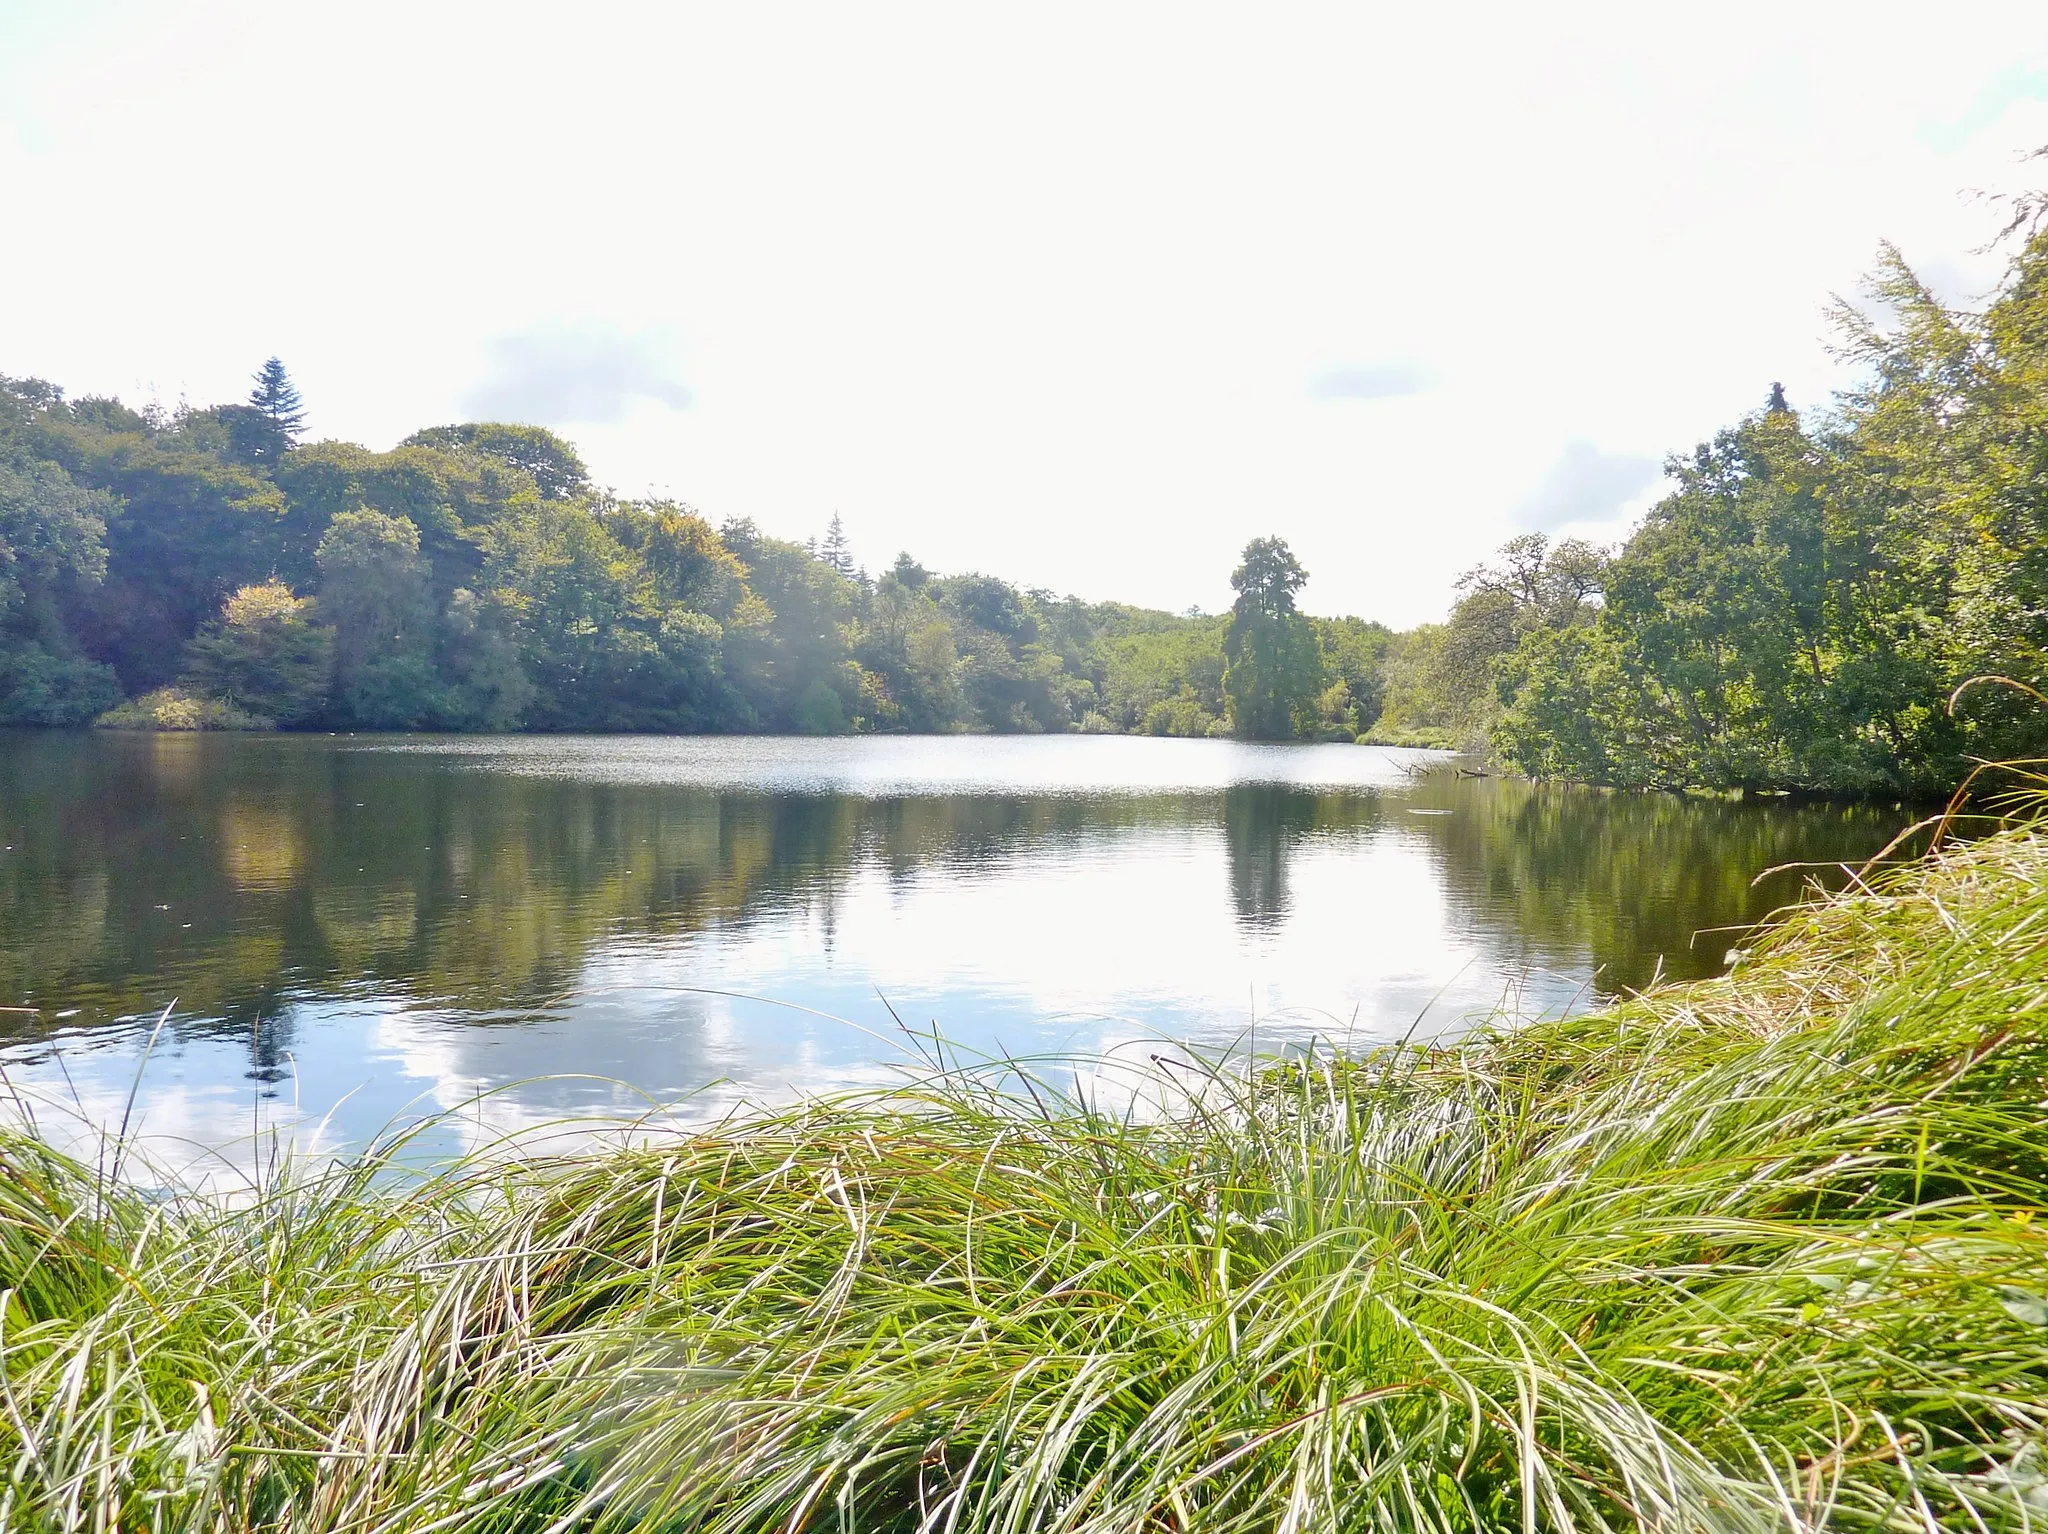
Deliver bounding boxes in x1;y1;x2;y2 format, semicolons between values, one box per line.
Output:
0;733;1915;1102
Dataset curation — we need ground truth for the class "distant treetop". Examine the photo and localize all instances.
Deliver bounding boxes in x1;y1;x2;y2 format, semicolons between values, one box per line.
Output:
401;422;590;501
248;358;306;437
1229;536;1308;620
821;514;854;576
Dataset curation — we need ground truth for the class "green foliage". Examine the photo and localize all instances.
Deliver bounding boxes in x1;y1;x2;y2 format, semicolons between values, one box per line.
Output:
481;500;742;731
4;826;2047;1527
401;421;589;502
1373;534;1607;751
435;585;531;729
1091;609;1230;735
719;520;858;729
0;449;120;723
186;359;308;469
1497;226;2048;794
315;510;444;727
819;511;853;575
793;674;850;733
0;644;120;725
0;362;1404;745
274;436;534;592
248;356;306;439
11;239;2042;789
94;685;273;730
1223;536;1320;739
181;580;334;725
854;567;965;730
932;573;1088;732
39;418;287;690
1309;614;1392;738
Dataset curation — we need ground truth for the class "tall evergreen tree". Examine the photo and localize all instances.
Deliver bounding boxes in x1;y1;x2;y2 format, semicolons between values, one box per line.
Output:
248;358;306;440
821;514;853;576
210;358;308;467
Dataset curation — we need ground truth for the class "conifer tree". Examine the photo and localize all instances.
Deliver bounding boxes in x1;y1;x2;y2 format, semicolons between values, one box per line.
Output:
821;514;853;576
248;358;306;440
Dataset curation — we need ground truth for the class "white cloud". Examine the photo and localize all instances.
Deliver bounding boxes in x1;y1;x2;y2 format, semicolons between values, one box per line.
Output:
462;322;692;426
1308;359;1440;401
1513;440;1665;531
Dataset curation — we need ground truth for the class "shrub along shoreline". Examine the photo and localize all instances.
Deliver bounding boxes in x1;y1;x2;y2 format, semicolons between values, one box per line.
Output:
3;824;2046;1529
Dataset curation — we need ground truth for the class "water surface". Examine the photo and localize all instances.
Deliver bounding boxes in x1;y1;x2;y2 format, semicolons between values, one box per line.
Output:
0;731;1911;1167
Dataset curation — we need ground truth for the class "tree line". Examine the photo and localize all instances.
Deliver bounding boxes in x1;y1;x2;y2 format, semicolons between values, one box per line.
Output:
0;367;1387;741
4;193;2042;794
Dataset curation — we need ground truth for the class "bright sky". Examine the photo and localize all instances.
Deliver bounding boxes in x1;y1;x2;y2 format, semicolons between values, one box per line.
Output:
4;3;2047;625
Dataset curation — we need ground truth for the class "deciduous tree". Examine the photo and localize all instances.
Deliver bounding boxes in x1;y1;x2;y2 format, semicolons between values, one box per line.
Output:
315;510;443;727
182;580;333;724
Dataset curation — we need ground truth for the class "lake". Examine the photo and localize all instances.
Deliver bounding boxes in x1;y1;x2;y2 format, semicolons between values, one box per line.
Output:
0;731;1912;1169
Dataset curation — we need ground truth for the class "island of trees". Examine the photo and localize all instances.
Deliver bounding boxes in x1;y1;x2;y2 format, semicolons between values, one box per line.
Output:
3;210;2043;798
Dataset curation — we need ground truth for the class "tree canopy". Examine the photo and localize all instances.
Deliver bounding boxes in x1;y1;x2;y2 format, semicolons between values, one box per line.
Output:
1474;222;2048;796
1223;537;1320;739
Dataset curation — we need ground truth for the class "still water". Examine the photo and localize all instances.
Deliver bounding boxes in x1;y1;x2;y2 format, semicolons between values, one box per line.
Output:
0;731;1910;1168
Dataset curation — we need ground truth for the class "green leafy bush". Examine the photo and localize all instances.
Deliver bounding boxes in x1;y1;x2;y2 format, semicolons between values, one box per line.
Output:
94;685;273;730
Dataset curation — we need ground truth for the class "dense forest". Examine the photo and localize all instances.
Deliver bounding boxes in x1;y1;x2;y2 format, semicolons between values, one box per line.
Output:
2;204;2044;796
0;365;1387;743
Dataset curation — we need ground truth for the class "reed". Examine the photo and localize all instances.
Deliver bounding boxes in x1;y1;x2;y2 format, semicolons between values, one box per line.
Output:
3;824;2045;1530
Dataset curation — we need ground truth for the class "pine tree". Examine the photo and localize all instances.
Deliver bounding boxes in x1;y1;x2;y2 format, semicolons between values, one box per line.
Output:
821;514;853;576
248;358;306;440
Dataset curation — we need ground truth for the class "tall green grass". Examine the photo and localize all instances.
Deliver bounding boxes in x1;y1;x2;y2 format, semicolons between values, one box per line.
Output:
3;825;2046;1530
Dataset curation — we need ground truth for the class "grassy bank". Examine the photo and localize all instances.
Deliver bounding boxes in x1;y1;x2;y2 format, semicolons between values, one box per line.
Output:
4;828;2047;1530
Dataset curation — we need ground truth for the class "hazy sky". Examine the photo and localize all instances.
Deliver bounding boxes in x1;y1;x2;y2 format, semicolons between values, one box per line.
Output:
5;3;2047;624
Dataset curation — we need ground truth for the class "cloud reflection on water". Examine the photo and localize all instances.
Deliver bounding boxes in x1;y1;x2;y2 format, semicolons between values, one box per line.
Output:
0;734;1910;1167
